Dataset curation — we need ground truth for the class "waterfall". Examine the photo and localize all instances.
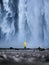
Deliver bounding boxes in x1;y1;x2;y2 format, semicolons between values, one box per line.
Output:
19;0;25;41
0;0;49;48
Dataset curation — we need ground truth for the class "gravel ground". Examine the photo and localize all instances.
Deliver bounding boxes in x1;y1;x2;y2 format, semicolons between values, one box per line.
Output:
0;49;49;65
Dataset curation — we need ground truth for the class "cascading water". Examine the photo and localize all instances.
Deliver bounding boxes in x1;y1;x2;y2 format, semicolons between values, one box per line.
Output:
0;0;19;47
18;0;31;43
0;0;49;48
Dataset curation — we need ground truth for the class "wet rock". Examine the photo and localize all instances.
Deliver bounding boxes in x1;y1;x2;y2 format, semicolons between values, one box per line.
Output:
44;55;49;62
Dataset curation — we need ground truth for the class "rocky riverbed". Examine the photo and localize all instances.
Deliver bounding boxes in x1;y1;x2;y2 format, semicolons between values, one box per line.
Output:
0;49;49;65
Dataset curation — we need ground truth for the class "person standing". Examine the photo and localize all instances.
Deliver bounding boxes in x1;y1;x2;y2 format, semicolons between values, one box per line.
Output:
24;42;27;49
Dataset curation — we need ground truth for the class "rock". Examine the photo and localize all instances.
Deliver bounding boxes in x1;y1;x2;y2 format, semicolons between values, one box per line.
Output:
13;56;21;62
44;55;49;62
